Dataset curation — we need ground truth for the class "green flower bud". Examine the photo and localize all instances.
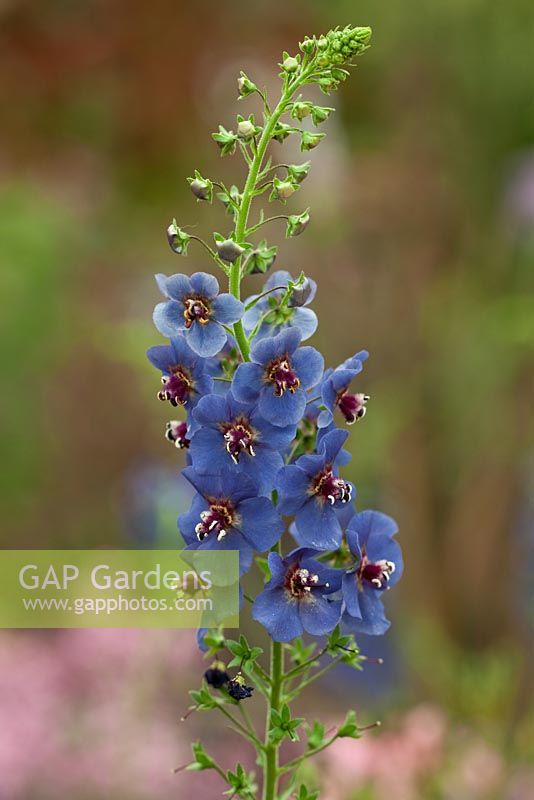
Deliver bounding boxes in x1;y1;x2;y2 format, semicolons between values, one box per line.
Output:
187;170;213;202
215;236;245;263
212;125;238;157
286;208;310;238
288;276;314;307
286;162;311;184
291;101;312;121
310;105;334;125
244;240;277;275
237;71;257;98
271;122;293;144
300;131;326;152
237;119;256;139
270;177;298;203
166;220;191;254
299;37;315;55
283;56;299;73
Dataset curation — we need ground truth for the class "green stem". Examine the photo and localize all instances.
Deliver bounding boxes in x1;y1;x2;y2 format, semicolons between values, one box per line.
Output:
263;640;283;800
230;71;309;362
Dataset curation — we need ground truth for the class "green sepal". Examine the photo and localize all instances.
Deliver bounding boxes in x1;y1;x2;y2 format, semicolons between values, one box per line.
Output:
243;240;278;275
167;219;191;254
271;122;294;143
269;176;299;203
189;686;219;711
306;720;326;750
187;741;216;772
300;131;326;152
223;764;258;799
287;637;318;668
212;125;238;156
286;208;310;237
187;170;214;202
287;162;311;184
226;634;263;670
269;703;305;744
337;709;361;739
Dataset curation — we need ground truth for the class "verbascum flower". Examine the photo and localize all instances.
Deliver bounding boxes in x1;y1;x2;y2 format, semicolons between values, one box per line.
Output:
252;547;343;641
341;510;403;635
232;328;324;426
178;468;284;575
153;272;244;358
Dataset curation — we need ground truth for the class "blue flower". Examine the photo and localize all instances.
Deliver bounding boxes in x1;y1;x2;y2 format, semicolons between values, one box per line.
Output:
153;272;244;357
276;428;354;550
232;328;324;427
341;510;403;636
318;350;369;428
252;547;343;642
243;270;318;341
146;335;213;410
178;467;284;575
189;393;295;495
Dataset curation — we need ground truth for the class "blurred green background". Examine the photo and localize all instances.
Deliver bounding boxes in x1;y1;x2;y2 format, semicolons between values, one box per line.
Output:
0;1;533;798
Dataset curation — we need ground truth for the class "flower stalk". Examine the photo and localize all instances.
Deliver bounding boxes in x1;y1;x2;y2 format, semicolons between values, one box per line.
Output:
146;24;404;800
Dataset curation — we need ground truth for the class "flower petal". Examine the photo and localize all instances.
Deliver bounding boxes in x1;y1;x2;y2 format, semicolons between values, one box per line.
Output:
153;301;186;337
232;362;263;403
258;385;306;427
187;320;227;357
252;588;303;642
212;294;244;325
299;595;342;636
190;272;220;298
237;497;284;551
292;346;324;390
165;274;193;302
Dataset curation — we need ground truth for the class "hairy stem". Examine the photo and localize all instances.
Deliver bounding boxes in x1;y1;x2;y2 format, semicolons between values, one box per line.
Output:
229;69;310;361
263;640;284;800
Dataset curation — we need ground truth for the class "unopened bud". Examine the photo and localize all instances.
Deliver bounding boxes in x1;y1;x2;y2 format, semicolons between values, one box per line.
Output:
286;209;310;238
237;119;256;138
237;71;257;98
166;220;190;255
216;238;245;263
288;277;314;307
283;56;299;73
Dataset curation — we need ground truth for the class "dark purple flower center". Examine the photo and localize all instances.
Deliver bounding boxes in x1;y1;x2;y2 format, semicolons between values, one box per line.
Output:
312;468;352;505
183;296;211;328
195;501;235;542
357;550;396;589
165;420;190;449
158;365;194;406
220;417;256;464
284;564;330;599
267;356;300;397
337;391;369;424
